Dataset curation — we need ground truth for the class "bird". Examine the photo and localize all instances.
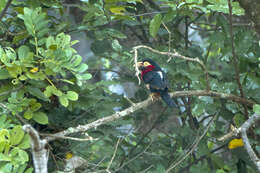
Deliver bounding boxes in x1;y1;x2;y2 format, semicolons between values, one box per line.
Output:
136;58;177;108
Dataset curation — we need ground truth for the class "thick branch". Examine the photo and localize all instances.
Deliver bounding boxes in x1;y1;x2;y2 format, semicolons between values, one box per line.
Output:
240;113;260;171
46;90;255;142
23;125;48;173
218;113;260;171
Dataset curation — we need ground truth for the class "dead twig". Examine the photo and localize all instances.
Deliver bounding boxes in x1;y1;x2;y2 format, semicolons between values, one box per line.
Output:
106;138;121;172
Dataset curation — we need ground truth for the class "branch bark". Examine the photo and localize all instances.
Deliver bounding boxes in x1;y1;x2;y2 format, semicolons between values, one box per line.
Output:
240;113;260;171
46;90;255;142
23;125;48;173
218;113;260;171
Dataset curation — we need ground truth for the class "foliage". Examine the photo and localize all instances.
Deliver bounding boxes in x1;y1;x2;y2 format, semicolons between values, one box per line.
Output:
0;115;32;173
0;0;259;172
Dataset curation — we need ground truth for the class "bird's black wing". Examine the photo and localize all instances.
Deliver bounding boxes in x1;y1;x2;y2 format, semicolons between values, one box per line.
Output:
143;71;167;90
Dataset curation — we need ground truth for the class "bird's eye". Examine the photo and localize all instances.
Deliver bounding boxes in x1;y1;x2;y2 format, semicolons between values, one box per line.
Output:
143;62;151;66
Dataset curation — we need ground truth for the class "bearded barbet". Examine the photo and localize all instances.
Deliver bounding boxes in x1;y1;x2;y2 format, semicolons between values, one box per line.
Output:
136;58;177;108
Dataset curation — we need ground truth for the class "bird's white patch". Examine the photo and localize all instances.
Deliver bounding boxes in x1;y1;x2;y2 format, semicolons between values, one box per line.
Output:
157;71;163;80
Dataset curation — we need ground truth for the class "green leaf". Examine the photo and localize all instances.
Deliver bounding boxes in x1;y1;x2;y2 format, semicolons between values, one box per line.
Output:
0;69;11;79
18;149;29;162
0;0;8;12
18;134;30;149
0;153;11;161
52;88;63;97
149;14;162;38
24;168;33;173
66;91;78;101
26;86;48;101
253;104;260;115
44;85;62;97
24;110;33;119
71;40;80;46
0;163;12;172
112;39;122;51
216;169;225;173
16;164;27;173
10;126;24;146
59;96;69;107
75;64;88;73
81;73;92;80
233;113;245;127
72;55;82;67
18;45;30;60
60;79;75;85
33;112;48;125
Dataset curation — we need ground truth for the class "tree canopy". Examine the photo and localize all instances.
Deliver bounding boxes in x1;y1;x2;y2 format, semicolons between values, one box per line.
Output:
0;0;259;173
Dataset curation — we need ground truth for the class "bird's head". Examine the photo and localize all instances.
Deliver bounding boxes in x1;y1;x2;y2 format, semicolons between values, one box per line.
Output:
136;58;161;71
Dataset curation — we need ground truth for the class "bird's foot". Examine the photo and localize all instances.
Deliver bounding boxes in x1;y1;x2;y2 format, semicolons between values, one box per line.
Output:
150;93;160;101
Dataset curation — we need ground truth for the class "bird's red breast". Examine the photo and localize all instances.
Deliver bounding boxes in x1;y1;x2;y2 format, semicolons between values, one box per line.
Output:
141;65;155;79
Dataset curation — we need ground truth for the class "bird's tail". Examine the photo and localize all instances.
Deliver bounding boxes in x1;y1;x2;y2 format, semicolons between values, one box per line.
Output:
160;91;177;108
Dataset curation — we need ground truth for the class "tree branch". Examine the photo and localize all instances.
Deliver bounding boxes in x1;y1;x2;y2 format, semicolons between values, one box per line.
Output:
0;0;12;21
46;90;255;142
240;113;260;171
23;125;48;173
218;113;260;171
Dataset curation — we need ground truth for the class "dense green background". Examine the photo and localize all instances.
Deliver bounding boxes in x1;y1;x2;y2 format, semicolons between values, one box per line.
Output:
0;0;259;172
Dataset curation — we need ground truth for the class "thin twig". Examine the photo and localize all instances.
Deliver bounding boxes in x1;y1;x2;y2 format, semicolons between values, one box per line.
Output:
166;115;217;172
115;141;153;172
0;0;13;21
119;107;167;168
133;48;142;85
178;144;227;173
106;138;121;172
139;165;154;173
124;95;136;106
162;22;171;52
130;11;167;17
227;0;249;119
